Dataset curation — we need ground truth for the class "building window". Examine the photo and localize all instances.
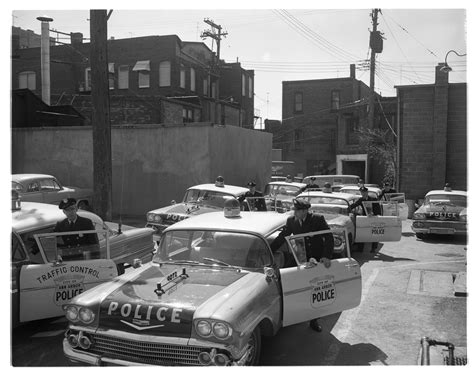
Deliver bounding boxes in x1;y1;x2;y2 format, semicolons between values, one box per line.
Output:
248;76;253;98
18;71;36;90
183;107;194;123
294;92;303;113
346;115;360;145
159;61;171;87
85;67;92;91
242;74;246;97
118;65;129;89
294;129;303;149
180;66;186;89
132;60;150;88
108;63;115;90
331;90;340;110
190;68;196;91
211;82;216;99
203;78;208;96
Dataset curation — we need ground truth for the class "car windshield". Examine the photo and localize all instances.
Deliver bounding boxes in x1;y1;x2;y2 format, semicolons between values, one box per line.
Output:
296;196;351;215
341;188;379;199
183;189;236;209
154;230;272;269
302;176;359;185
265;184;302;197
425;194;467;207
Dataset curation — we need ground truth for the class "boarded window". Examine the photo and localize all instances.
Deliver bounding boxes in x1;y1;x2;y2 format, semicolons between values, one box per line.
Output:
85;68;92;91
159;61;171;87
180;67;186;89
132;60;150;89
248;76;253;98
190;68;196;91
108;63;115;90
242;74;246;97
294;92;303;113
203;78;208;95
331;90;340;110
18;71;36;90
118;65;129;89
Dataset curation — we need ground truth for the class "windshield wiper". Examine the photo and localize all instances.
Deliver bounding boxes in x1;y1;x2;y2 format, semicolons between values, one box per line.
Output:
202;257;235;267
161;260;202;265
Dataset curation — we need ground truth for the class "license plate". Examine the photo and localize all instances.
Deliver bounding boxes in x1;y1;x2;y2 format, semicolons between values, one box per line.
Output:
430;228;454;234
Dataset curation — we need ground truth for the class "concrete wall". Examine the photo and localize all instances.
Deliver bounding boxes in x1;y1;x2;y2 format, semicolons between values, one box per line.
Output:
12;124;272;216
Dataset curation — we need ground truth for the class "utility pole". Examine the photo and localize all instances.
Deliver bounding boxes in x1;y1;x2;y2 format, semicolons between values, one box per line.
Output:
368;8;382;129
90;9;112;220
201;19;227;123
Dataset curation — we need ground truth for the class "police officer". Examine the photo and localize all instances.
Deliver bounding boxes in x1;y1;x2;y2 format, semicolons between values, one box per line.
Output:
54;198;99;247
380;182;397;200
285;174;293;183
322;182;332;193
239;181;267;211
349;187;381;253
270;198;334;332
301;176;320;192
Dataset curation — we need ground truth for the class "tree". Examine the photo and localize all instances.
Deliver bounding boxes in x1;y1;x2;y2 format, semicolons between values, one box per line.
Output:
356;127;397;187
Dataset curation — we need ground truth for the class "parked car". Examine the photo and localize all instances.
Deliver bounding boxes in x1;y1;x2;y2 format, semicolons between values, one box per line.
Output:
411;189;467;239
301;175;360;192
12;173;93;210
11;196;155;327
270;176;286;182
296;191;403;255
146;178;249;241
263;181;307;212
62;207;362;366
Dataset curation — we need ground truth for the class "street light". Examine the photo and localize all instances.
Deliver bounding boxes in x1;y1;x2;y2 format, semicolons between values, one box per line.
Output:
440;50;466;73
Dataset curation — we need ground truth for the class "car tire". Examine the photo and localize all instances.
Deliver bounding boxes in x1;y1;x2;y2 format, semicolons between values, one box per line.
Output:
416;233;427;240
245;326;261;365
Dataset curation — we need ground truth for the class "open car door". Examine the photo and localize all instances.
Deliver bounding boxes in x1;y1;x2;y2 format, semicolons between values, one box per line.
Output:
18;230;118;323
354;201;402;243
280;229;362;327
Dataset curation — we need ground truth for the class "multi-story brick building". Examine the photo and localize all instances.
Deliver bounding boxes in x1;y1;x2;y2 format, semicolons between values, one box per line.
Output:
11;30;255;128
396;64;467;199
267;64;396;183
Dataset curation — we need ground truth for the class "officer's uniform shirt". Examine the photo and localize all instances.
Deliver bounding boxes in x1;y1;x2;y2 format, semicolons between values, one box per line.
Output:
54;215;99;247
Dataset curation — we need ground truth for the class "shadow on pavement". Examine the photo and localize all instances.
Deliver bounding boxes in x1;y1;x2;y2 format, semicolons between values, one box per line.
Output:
351;244;415;266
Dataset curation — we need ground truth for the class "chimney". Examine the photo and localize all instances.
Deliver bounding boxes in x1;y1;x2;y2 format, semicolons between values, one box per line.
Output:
37;15;53;105
350;64;356;79
435;63;449;85
70;32;83;46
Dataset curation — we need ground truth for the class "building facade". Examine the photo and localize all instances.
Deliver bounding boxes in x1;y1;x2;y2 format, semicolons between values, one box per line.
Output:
11;31;255;128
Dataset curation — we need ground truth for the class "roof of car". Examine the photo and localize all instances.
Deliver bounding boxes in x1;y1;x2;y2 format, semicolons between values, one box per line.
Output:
12;201;65;233
267;181;307;188
425;190;467;197
164;211;288;236
12;174;55;183
187;183;249;196
297;191;360;201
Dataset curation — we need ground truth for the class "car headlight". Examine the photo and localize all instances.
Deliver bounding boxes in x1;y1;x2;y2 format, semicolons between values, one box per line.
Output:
64;305;79;322
79;307;95;324
333;236;343;247
213;322;231;339
196;320;212;337
413;212;426;220
147;213;162;223
459;214;467;222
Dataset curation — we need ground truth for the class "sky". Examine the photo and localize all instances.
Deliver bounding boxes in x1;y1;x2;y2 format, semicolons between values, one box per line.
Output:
7;1;469;127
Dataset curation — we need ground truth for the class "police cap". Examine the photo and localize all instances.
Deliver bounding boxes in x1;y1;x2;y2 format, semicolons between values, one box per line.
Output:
324;182;332;188
359;186;368;192
247;181;256;187
293;198;311;210
59;197;77;210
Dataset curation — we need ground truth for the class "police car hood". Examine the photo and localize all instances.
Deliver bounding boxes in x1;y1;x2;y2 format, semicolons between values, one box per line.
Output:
97;264;251;337
416;203;466;220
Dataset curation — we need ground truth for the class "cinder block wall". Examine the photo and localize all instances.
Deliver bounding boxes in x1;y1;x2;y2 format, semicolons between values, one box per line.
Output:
11;124;272;216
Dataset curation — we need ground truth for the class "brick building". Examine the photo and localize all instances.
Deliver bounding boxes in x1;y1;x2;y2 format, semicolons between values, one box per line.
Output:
11;30;255;128
396;64;467;199
267;64;396;183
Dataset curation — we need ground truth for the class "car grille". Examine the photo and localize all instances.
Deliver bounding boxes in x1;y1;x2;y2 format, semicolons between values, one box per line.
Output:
89;334;203;365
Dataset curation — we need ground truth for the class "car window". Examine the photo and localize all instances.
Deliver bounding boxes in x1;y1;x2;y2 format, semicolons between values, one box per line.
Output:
12;232;27;262
11;181;24;193
40;178;61;191
425;194;466;207
27;182;41;192
20;227;54;264
155;230;272;268
183;189;234;208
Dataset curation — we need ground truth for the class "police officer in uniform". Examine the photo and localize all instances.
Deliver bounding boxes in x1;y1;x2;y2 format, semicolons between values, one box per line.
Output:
270;198;334;332
239;181;267;211
54;198;99;247
301;176;320;192
380;182;397;200
350;187;381;253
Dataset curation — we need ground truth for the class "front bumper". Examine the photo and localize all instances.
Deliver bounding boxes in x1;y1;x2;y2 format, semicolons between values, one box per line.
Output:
411;220;467;235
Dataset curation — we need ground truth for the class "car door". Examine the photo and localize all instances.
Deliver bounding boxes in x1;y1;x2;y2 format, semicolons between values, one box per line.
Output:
23;180;44;203
17;230;118;323
11;231;31;327
354;201;402;242
280;229;362;327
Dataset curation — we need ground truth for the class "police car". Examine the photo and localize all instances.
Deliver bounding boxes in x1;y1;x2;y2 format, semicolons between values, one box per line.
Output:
263;181;307;212
412;189;467;238
146;177;249;241
11;193;155;327
63;199;362;366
